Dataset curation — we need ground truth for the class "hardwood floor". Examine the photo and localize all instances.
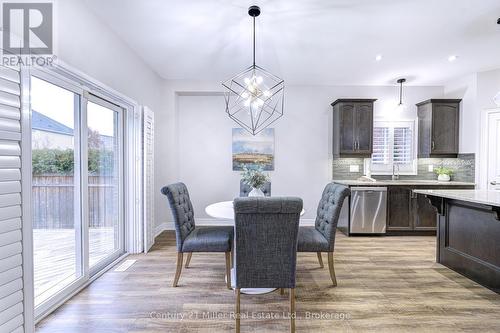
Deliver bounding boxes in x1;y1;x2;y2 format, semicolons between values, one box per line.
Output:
33;228;116;306
36;231;500;332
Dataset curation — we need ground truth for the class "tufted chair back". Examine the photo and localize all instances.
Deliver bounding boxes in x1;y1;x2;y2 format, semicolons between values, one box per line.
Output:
234;197;302;288
161;183;196;251
239;180;271;197
315;183;350;251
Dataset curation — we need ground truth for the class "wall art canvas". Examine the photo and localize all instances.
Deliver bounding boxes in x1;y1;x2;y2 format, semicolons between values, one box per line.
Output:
232;128;274;171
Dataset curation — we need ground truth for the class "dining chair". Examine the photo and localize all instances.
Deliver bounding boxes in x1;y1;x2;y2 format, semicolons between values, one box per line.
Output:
233;197;302;333
239;180;271;197
297;183;350;286
161;182;234;289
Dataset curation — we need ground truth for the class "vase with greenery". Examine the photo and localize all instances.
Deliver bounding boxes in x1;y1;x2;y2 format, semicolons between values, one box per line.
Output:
434;166;453;182
241;165;270;197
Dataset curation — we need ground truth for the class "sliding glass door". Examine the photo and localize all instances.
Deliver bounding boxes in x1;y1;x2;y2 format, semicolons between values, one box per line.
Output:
31;72;125;316
86;98;123;271
31;76;83;308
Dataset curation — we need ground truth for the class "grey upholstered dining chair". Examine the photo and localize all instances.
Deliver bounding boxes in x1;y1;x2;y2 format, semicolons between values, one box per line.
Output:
161;182;234;288
297;183;350;286
239;180;271;197
233;197;302;333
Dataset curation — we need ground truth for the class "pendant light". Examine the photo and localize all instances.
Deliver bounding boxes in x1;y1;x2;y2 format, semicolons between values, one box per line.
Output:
396;78;406;110
222;5;285;135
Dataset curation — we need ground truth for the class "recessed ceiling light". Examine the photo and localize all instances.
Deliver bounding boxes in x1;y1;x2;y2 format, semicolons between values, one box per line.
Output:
448;55;458;62
375;54;383;61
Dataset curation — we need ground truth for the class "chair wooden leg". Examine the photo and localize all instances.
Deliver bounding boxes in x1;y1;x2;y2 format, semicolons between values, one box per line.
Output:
290;288;296;333
225;252;232;289
185;252;192;268
173;252;183;287
235;288;241;333
327;252;337;287
317;252;324;268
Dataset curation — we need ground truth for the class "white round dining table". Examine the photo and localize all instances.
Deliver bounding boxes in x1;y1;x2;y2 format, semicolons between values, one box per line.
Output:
205;200;305;295
205;200;305;220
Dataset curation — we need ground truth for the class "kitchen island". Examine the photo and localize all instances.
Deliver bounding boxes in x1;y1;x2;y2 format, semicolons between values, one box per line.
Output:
414;190;500;293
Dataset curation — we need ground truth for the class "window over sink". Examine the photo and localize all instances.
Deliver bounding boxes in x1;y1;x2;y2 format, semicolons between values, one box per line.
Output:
366;120;417;175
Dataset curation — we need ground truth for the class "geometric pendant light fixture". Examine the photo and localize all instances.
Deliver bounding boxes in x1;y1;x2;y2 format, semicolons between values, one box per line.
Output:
222;5;285;135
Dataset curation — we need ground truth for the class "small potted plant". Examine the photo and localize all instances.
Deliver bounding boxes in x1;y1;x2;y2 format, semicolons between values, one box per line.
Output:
241;165;270;197
434;166;453;182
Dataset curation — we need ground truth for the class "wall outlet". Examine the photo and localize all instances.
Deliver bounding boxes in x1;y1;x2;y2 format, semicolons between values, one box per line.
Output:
349;165;360;173
428;165;434;172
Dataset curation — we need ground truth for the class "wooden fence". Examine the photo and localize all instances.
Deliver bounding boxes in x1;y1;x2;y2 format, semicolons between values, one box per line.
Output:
32;175;118;229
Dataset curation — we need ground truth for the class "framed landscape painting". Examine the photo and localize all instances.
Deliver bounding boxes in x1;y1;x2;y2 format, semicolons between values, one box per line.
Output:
232;128;274;171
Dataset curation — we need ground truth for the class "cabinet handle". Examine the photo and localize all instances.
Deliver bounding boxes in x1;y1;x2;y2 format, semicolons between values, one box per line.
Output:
431;141;435;151
356;141;359;150
491;181;499;186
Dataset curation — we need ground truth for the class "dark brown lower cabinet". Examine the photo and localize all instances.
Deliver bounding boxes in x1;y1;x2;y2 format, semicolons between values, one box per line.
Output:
387;185;475;234
413;193;438;230
387;187;413;231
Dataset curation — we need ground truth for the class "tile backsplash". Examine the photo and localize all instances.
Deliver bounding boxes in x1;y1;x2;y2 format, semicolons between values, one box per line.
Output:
332;153;475;183
332;158;365;180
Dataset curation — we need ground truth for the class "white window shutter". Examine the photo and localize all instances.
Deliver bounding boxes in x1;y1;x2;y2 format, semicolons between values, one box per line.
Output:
393;127;413;164
371;121;416;175
0;64;24;332
372;127;390;165
143;107;155;253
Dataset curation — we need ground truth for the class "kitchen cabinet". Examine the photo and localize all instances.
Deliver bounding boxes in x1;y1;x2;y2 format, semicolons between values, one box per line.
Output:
417;99;461;158
387;184;475;234
332;99;376;157
413;193;439;230
387;186;413;231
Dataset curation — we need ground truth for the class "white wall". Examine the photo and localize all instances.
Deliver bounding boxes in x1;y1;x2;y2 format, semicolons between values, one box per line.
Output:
443;74;478;154
155;82;443;227
444;68;500;185
56;0;164;112
477;69;500;111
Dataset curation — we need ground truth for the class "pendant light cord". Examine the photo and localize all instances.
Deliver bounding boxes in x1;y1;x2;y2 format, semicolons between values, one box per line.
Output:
253;16;256;67
399;81;403;105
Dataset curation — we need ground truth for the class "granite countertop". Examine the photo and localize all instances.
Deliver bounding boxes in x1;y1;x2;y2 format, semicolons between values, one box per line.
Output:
413;190;500;207
333;179;476;186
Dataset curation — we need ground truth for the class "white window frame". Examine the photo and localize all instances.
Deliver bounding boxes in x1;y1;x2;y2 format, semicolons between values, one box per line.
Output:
366;119;418;176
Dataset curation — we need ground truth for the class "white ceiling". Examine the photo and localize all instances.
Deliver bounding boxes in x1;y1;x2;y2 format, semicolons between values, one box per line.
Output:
84;0;500;85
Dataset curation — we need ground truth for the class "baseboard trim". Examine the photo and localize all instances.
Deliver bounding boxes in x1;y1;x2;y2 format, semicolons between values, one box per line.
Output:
154;222;169;238
155;218;316;236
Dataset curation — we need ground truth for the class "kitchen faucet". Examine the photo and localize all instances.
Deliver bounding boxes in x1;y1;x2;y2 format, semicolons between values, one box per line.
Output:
392;164;400;181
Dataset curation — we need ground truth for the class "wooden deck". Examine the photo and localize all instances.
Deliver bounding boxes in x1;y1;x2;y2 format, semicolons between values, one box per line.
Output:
36;231;500;332
34;228;116;306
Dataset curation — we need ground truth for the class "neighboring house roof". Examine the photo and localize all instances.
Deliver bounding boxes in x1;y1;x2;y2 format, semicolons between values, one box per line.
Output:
32;110;74;136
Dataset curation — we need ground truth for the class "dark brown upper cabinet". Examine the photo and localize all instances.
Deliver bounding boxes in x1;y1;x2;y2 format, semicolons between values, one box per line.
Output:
332;99;376;157
417;99;461;158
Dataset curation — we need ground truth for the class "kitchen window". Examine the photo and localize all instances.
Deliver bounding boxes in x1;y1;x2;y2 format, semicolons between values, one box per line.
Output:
367;120;417;175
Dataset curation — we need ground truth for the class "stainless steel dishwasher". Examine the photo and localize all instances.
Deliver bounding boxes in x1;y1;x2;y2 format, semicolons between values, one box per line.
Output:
350;187;387;234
